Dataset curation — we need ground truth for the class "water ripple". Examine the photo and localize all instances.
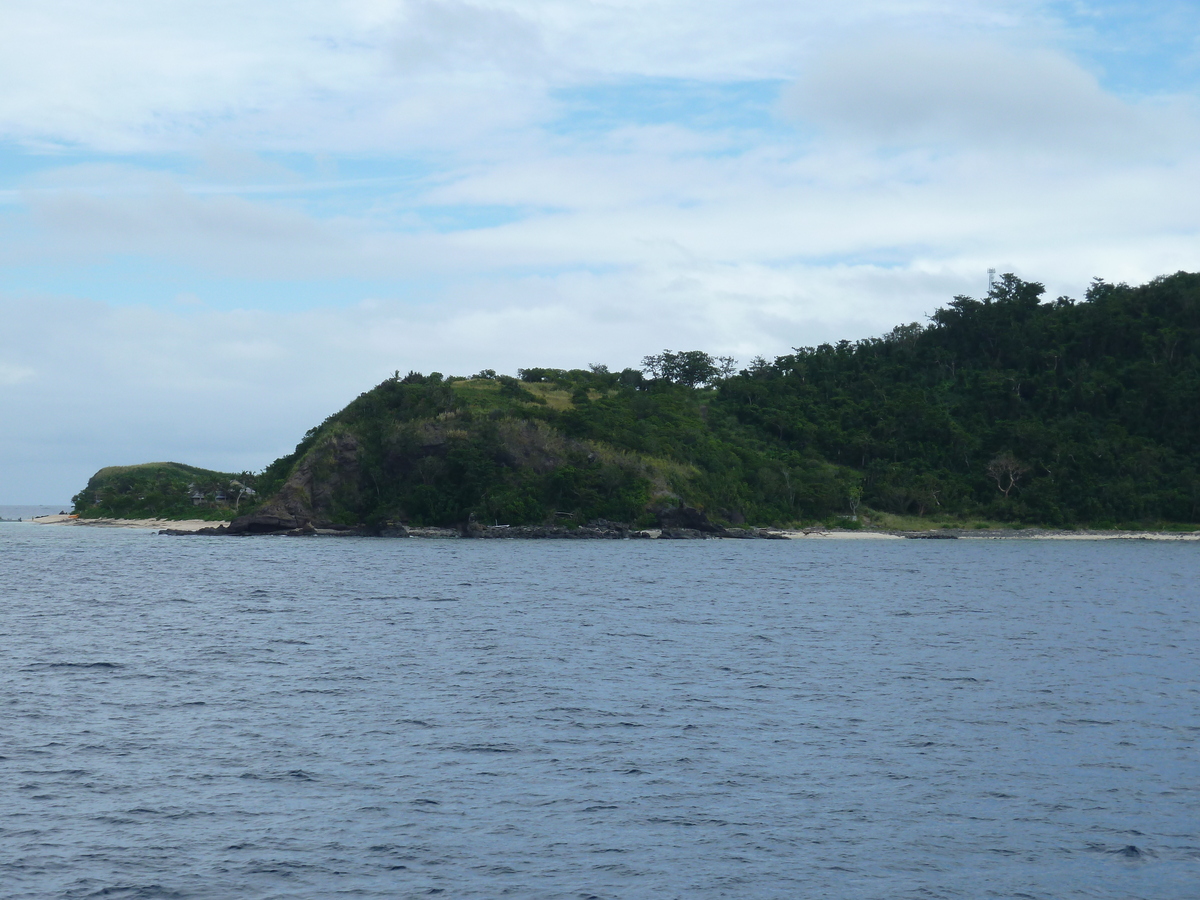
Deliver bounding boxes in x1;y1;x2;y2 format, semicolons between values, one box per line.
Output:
0;525;1197;898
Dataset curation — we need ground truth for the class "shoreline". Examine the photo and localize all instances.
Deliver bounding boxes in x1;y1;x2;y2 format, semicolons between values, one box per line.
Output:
758;528;1200;541
29;515;1200;540
30;515;222;532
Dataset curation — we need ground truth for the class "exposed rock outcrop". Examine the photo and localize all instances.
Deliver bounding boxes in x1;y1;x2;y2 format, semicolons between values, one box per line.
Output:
721;527;789;540
655;504;722;533
224;431;362;534
226;514;300;534
657;527;710;539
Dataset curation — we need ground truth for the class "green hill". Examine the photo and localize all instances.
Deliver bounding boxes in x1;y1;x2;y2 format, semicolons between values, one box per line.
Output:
71;462;255;521
73;271;1200;529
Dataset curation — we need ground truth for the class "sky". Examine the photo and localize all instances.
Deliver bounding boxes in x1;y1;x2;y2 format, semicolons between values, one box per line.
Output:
1;0;1198;503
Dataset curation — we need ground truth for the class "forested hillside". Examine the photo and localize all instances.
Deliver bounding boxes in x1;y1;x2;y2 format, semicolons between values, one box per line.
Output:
713;272;1200;525
75;271;1200;529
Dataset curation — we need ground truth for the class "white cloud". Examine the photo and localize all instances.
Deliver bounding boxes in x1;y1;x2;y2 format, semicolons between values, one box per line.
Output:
0;0;1045;152
23;180;339;274
6;118;1199;286
391;0;549;76
784;36;1198;158
0;0;388;151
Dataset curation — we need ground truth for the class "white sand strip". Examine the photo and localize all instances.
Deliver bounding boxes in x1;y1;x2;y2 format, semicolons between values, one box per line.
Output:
778;529;903;539
33;515;222;532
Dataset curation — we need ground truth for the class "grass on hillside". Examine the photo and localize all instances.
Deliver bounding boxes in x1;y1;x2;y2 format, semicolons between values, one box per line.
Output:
449;377;608;411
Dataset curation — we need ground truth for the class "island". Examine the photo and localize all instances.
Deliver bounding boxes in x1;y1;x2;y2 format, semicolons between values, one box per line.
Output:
67;272;1200;537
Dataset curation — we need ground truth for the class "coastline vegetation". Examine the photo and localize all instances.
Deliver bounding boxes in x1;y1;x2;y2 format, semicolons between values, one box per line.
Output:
74;271;1200;530
72;462;255;521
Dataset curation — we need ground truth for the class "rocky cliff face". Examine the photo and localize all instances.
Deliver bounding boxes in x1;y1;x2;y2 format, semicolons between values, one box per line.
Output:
231;431;361;531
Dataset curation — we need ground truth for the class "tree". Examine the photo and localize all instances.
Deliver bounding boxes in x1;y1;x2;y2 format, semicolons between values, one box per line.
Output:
641;350;719;387
987;453;1028;497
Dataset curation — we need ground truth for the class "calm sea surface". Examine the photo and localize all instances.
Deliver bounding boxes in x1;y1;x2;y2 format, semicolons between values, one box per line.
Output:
1;523;1197;899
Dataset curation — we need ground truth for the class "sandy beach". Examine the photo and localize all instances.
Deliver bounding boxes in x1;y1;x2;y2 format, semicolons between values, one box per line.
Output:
778;529;903;540
31;515;221;532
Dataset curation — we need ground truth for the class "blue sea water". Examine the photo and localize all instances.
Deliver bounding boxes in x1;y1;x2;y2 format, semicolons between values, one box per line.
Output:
1;523;1197;899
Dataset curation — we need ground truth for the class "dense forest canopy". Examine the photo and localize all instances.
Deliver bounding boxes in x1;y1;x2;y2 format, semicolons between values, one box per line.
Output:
715;272;1200;526
75;272;1200;528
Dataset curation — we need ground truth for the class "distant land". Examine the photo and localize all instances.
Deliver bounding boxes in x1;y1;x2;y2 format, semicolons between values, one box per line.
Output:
71;272;1200;534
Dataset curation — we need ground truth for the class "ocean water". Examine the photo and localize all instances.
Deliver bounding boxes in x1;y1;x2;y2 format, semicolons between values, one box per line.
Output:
0;505;67;521
1;523;1197;900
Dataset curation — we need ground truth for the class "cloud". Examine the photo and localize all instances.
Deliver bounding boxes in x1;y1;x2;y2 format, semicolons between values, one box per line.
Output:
11;168;345;276
0;0;1044;153
784;36;1196;158
391;0;549;77
7;117;1199;291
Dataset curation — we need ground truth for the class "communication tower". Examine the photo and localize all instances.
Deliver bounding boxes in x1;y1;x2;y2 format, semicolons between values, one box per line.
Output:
988;268;997;291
